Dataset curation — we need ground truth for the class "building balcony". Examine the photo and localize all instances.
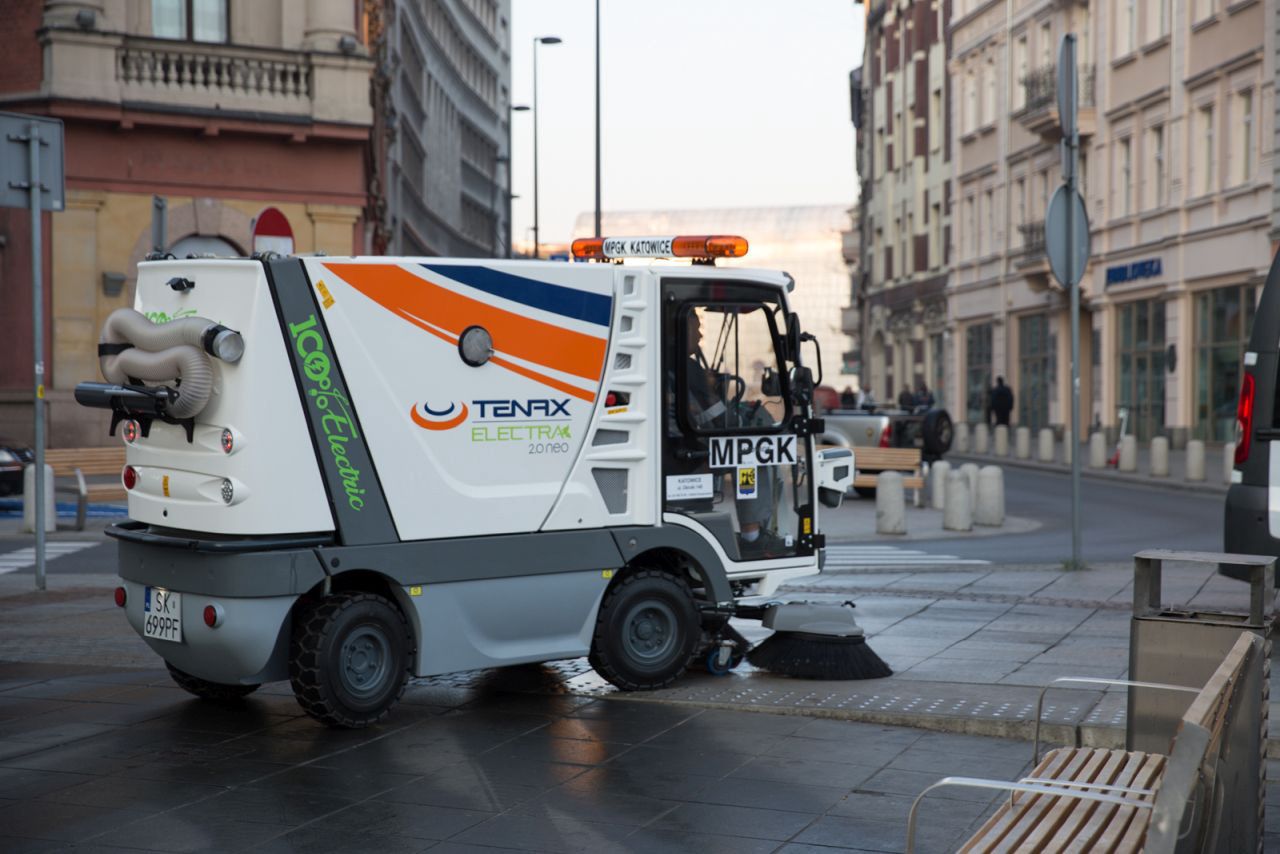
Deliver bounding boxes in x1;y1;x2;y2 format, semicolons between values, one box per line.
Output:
841;304;861;337
1013;64;1095;142
841;229;859;265
40;28;372;128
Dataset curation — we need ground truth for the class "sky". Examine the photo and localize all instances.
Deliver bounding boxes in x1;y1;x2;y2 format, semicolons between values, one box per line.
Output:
509;0;865;249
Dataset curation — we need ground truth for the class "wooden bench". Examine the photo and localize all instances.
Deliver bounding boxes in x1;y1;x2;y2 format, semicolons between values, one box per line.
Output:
45;447;127;531
906;631;1260;853
850;447;924;491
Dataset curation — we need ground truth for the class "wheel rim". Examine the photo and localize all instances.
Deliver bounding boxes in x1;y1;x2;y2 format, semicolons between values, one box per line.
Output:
339;624;392;700
622;600;679;665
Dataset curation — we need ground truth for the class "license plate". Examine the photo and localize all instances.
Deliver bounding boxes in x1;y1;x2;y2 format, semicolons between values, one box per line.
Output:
143;587;182;643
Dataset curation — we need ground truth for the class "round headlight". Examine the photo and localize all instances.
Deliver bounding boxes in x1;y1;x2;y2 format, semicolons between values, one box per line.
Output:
458;325;493;367
220;428;234;454
220;478;234;505
123;420;140;443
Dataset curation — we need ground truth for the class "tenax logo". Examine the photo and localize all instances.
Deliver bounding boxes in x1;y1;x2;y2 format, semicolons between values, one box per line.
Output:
410;401;470;431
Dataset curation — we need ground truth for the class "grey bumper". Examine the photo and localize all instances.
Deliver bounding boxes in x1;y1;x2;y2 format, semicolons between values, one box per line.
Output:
1223;483;1278;580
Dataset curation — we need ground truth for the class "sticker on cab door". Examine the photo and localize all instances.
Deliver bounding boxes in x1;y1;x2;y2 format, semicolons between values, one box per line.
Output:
710;435;797;469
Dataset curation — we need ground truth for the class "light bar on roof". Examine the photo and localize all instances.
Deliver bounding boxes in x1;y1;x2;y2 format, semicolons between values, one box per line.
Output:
571;235;749;261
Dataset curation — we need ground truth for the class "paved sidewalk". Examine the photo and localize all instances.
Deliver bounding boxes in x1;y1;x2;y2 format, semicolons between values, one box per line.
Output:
950;436;1231;496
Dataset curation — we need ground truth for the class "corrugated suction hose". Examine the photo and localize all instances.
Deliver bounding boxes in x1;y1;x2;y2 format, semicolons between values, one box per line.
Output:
98;308;240;420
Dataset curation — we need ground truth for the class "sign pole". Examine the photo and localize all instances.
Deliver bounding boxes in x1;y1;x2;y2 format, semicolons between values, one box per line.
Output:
1060;35;1082;570
29;122;46;591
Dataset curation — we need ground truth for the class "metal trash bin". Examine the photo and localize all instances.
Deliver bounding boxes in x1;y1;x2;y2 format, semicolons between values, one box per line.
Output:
1128;549;1273;853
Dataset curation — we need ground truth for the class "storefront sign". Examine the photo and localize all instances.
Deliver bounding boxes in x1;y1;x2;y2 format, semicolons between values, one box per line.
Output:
1106;258;1162;286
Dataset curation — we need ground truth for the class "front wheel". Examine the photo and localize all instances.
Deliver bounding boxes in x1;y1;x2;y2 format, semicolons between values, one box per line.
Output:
289;592;413;728
166;662;259;702
589;570;700;691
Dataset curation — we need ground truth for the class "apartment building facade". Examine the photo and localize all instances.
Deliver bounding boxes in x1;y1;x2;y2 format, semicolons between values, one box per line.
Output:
375;0;512;257
0;0;374;446
947;0;1272;446
853;0;955;407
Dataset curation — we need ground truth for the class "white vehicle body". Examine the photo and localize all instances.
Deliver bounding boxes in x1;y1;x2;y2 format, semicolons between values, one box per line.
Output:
87;251;852;723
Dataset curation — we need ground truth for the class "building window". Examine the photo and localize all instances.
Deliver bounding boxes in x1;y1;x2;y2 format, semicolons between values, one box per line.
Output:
1015;177;1026;243
1040;21;1052;67
1117;300;1166;442
1118;137;1132;216
1014;36;1028;110
152;0;228;42
1147;125;1165;208
965;196;976;259
984;57;996;126
1194;285;1257;442
1198;105;1215;195
1149;0;1169;41
1193;0;1213;23
930;333;945;407
983;189;994;256
1018;314;1054;432
1117;0;1135;56
1236;89;1254;184
931;90;942;151
931;201;942;266
966;323;993;423
966;70;977;133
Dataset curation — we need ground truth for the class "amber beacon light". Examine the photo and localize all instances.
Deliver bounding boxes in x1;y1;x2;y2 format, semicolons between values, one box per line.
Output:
571;234;749;262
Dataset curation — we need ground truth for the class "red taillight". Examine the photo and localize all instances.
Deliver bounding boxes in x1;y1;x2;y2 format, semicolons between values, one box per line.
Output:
114;587;126;607
220;428;234;454
123;420;139;443
122;465;138;490
605;392;618;407
879;424;891;448
203;605;218;628
1235;373;1256;466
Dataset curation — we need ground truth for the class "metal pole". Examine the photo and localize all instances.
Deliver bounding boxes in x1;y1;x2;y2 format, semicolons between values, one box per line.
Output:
594;0;601;239
532;37;540;260
29;123;46;590
1066;60;1082;570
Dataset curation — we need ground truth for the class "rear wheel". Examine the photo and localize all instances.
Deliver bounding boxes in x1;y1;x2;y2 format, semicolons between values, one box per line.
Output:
166;662;259;702
921;409;954;456
290;592;413;728
589;570;700;691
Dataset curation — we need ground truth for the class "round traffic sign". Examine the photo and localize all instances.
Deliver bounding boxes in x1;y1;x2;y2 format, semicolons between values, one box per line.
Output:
1045;185;1090;289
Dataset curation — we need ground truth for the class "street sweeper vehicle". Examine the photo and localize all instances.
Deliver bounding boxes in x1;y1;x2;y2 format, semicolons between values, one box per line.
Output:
77;233;881;728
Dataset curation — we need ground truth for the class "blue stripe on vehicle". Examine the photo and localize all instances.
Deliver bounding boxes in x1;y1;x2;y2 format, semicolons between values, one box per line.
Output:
422;264;613;328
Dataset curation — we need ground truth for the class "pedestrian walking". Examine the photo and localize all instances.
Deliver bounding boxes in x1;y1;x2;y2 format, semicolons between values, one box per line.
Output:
989;376;1014;426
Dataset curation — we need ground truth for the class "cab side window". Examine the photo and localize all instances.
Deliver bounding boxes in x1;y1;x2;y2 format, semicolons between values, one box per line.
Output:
680;305;788;434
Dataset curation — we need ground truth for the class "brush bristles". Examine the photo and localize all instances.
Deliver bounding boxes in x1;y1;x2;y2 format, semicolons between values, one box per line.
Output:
746;632;893;680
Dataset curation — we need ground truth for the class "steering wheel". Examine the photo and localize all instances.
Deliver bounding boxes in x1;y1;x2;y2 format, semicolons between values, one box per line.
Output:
715;373;746;406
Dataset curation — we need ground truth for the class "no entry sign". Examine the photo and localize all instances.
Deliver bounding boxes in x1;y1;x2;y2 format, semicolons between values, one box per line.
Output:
252;207;294;255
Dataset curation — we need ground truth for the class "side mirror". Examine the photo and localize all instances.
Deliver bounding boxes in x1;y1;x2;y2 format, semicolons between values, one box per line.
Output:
787;313;801;362
761;367;781;397
790;365;814;405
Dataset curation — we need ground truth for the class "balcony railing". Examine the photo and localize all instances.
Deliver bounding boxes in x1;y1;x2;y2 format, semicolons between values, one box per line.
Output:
1018;220;1046;254
1019;63;1095;114
117;38;312;111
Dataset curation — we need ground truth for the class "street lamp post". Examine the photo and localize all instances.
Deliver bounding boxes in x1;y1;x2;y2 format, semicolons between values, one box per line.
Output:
510;104;529;258
594;0;601;238
532;35;561;260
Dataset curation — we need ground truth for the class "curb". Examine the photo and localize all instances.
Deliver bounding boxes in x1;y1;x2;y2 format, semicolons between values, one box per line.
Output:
946;453;1229;496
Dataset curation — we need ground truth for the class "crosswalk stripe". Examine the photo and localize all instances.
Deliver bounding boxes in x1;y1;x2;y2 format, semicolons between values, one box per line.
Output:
824;544;990;567
0;542;99;575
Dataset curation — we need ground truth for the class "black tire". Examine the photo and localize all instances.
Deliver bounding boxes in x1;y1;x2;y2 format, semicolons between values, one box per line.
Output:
921;409;954;456
289;591;413;729
853;485;877;499
589;569;700;691
166;661;259;701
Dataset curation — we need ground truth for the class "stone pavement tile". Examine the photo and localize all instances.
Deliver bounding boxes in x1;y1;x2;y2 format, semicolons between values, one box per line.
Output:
827;790;988;830
683;775;850;814
762;734;919;769
886;746;1032;780
542;711;691;745
909;731;1035;760
255;827;434;854
477;733;633;767
862;767;1000;803
425;844;548;854
648;801;817;841
1068;611;1131;636
448;813;635;852
171;787;357;827
315;742;471;777
245;764;421;800
302;798;494;840
963;628;1074;646
0;765;94;798
0;800;155;843
0;836;71;854
789;719;922;746
124;756;290;788
791;813;964;854
619;827;778;854
727;755;882;790
603;743;755;778
931;640;1048;663
91;812;297;852
896;659;1020;684
555;766;718;802
885;571;992;592
379;759;582;813
999;662;1127;688
509;782;679;827
35;775;223;810
959;572;1061;597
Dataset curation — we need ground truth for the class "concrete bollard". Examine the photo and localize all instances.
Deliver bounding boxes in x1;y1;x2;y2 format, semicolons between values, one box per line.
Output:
943;470;973;531
1224;442;1235;485
875;471;907;535
974;465;1005;526
974;423;990;454
1037;428;1054;463
21;464;55;534
1186;439;1206;481
954;423;970;454
994;424;1009;456
1150;436;1169;477
930;460;951;510
1015;426;1031;459
1089;432;1107;468
1063;430;1073;466
1118;435;1137;472
958;462;979;510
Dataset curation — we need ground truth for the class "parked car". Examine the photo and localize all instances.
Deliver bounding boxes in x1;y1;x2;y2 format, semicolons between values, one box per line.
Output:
817;403;953;497
0;439;34;496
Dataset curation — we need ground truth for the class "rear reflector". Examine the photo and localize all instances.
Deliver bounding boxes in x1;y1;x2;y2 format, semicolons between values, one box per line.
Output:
1235;373;1255;466
114;587;126;607
879;425;891;448
122;465;138;490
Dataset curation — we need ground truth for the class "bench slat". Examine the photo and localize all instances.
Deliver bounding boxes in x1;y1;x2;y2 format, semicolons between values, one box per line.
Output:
963;749;1085;852
1012;749;1136;854
1058;752;1164;854
853;448;922;467
852;475;924;490
995;748;1116;852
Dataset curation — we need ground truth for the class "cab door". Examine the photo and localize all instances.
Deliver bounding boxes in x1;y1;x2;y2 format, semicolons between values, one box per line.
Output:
660;278;814;562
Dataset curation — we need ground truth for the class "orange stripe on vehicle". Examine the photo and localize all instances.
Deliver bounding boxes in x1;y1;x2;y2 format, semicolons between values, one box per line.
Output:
325;263;607;382
489;355;596;403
